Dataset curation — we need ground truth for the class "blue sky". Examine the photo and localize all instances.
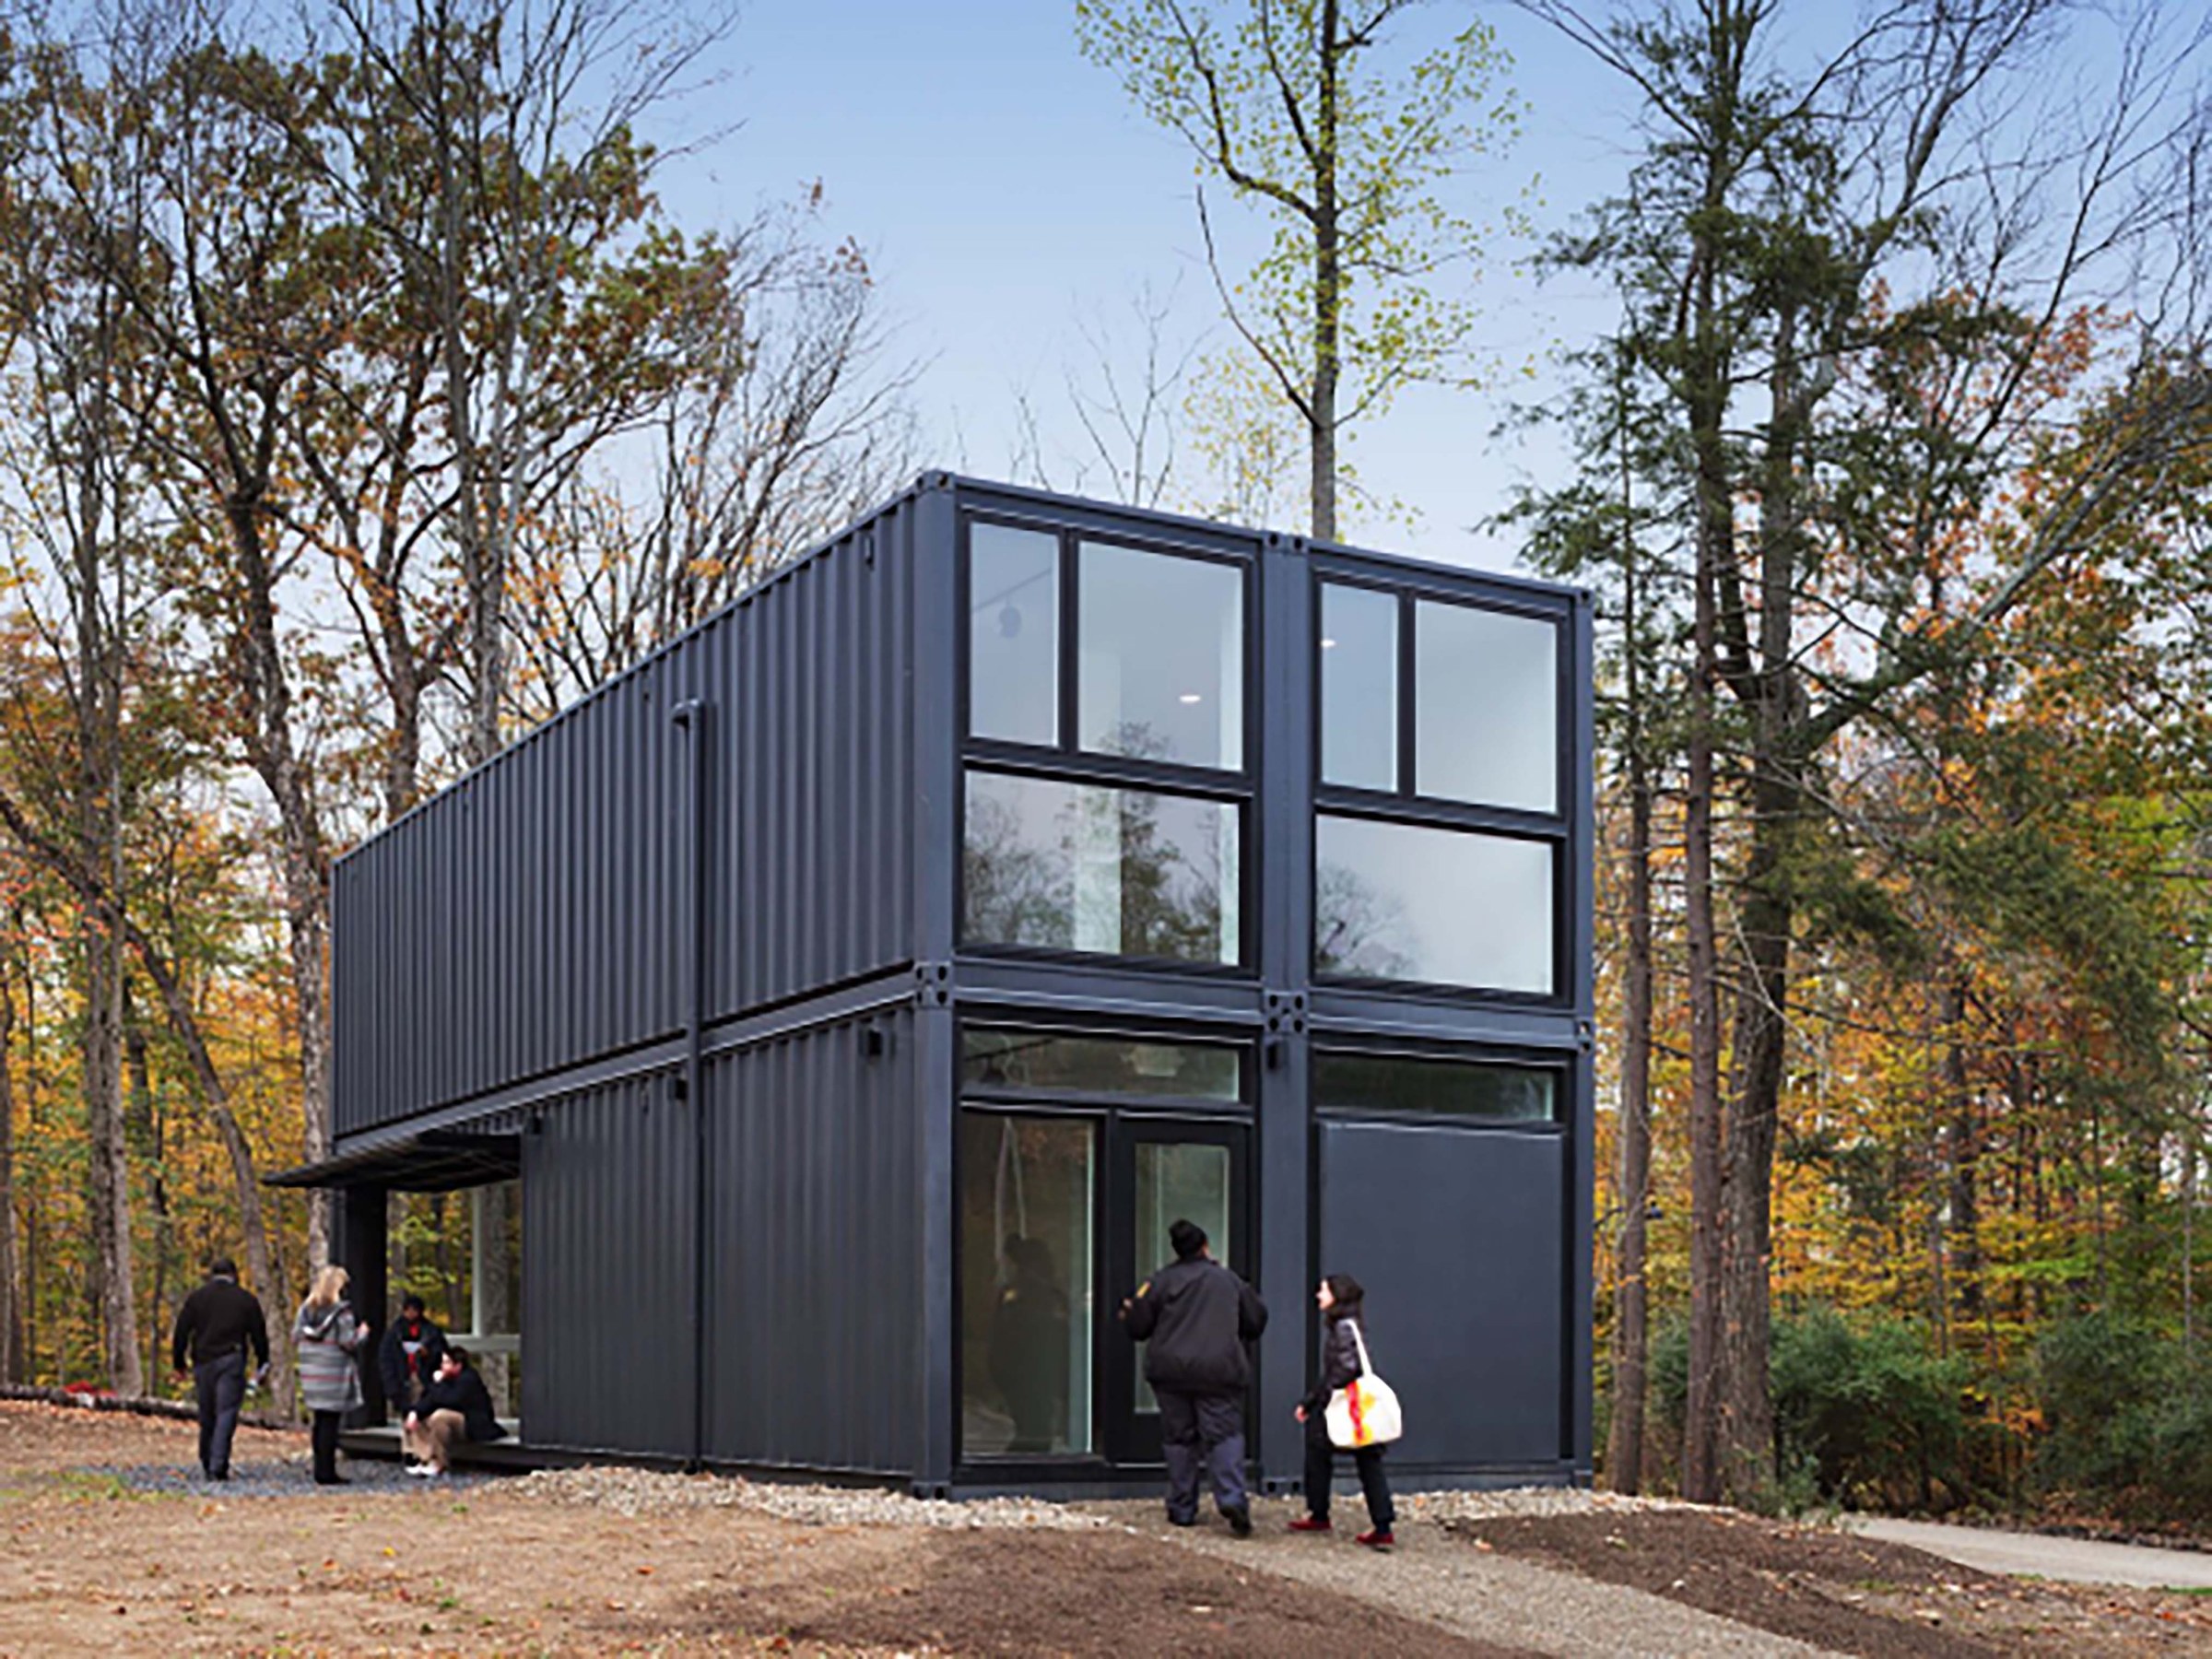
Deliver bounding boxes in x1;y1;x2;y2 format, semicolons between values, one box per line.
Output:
650;3;1637;571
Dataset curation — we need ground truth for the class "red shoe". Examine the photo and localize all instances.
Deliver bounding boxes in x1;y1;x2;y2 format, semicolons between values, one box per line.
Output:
1356;1529;1394;1549
1287;1514;1332;1533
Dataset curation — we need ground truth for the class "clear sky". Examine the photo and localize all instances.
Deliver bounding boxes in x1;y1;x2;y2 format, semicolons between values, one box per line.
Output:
647;3;1637;572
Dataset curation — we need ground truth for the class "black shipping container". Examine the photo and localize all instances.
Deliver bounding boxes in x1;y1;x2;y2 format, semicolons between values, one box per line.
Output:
292;473;1595;1496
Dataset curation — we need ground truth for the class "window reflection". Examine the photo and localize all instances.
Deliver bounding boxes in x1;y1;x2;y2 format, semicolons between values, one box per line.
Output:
965;771;1241;965
1078;543;1243;771
961;1029;1242;1100
1315;815;1554;993
1321;583;1397;791
1315;1052;1557;1121
1415;602;1558;811
960;1113;1095;1456
970;524;1060;746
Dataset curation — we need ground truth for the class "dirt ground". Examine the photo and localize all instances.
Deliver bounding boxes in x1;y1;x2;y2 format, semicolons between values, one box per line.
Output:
11;1403;2212;1656
1452;1506;2212;1656
0;1404;1507;1657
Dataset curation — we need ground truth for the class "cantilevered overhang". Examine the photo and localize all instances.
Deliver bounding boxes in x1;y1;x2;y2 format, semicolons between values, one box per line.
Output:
265;1128;520;1193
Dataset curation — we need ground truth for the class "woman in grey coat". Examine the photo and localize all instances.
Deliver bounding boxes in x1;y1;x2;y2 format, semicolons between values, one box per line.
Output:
293;1265;369;1486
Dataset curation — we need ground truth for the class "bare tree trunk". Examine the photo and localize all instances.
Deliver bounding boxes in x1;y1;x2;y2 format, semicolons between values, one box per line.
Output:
1606;411;1655;1495
0;963;22;1382
1308;0;1342;544
82;918;140;1394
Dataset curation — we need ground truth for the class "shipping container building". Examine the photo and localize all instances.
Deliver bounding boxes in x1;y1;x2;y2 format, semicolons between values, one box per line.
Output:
278;473;1595;1496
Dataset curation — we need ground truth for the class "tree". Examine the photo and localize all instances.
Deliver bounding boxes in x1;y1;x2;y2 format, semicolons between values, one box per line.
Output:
1524;0;2211;1503
1077;0;1521;539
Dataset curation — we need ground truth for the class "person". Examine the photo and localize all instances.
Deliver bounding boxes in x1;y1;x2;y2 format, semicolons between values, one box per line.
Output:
403;1347;507;1477
1122;1218;1266;1535
1288;1272;1396;1549
171;1254;270;1483
293;1265;371;1486
989;1235;1070;1453
377;1293;449;1420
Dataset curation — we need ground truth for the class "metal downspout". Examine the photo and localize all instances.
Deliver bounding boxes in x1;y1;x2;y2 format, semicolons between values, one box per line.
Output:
673;698;709;1471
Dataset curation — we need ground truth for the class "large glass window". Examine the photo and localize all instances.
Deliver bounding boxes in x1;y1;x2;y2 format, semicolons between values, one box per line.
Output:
1315;814;1554;993
963;1029;1242;1100
969;524;1061;746
964;771;1241;964
960;1114;1095;1457
1315;1052;1557;1122
1321;583;1397;792
1416;601;1558;812
1079;543;1243;770
1131;1142;1231;1413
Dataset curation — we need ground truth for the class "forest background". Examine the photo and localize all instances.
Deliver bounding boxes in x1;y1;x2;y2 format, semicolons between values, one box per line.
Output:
4;0;2212;1529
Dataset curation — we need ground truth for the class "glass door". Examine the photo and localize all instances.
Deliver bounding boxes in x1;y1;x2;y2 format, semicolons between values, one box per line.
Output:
1106;1119;1251;1465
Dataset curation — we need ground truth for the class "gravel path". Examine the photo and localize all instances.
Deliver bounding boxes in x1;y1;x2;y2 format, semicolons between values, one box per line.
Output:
1097;1489;1841;1658
78;1457;500;1497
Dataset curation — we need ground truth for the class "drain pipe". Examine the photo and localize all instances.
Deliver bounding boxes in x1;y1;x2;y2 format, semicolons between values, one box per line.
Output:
673;698;709;1472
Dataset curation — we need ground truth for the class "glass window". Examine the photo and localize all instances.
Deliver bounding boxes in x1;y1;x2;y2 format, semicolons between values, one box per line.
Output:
965;770;1241;965
1078;543;1243;770
1132;1141;1231;1413
1321;583;1397;792
960;1113;1095;1456
1315;1052;1557;1122
962;1029;1242;1100
1315;814;1554;993
970;524;1060;746
1415;601;1558;812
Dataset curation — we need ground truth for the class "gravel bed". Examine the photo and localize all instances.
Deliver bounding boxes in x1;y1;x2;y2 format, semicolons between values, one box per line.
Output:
1397;1484;1701;1524
73;1458;499;1498
514;1464;1107;1530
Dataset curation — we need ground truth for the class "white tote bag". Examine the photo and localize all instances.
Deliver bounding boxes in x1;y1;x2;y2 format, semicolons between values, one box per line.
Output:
1324;1321;1404;1449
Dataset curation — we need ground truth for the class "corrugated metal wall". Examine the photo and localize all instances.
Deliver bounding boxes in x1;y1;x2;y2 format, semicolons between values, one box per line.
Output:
332;497;922;1139
521;1073;697;1455
700;1009;922;1475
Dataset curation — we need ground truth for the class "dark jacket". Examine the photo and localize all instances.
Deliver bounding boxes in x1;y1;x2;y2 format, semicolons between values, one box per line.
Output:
378;1315;450;1400
1300;1310;1369;1416
171;1275;270;1372
414;1365;507;1443
1124;1255;1267;1396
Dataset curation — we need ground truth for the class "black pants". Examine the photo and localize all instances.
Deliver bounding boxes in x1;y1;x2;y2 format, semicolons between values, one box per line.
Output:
1157;1389;1247;1523
194;1351;245;1478
311;1410;343;1482
1303;1412;1394;1530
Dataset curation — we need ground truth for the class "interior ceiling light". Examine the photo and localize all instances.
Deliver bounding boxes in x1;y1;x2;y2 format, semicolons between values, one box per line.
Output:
1320;637;1338;649
997;605;1023;639
1178;693;1203;704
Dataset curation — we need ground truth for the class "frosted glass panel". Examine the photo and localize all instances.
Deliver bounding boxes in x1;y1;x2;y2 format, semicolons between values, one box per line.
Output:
1321;583;1397;791
970;524;1059;745
964;771;1241;965
1415;603;1558;812
1315;815;1554;993
1079;543;1242;770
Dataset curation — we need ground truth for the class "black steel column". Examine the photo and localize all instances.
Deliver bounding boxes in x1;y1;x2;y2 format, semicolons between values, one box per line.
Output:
337;1182;389;1424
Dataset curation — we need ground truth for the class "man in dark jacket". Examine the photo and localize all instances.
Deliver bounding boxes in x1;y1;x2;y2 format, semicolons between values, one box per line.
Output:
1123;1218;1266;1534
377;1294;449;1419
170;1256;270;1482
402;1347;507;1477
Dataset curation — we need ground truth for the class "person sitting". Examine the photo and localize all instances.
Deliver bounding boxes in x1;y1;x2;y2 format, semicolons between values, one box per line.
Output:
402;1347;506;1477
377;1294;449;1421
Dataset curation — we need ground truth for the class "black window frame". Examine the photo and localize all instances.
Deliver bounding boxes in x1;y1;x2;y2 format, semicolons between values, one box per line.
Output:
1311;1041;1569;1133
1311;565;1573;1004
958;512;1263;975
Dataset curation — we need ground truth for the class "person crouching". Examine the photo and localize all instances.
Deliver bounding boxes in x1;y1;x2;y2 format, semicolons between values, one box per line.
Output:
402;1347;507;1477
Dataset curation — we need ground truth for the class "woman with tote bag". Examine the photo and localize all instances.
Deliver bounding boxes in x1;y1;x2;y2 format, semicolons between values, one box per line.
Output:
1288;1273;1399;1548
293;1265;370;1486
